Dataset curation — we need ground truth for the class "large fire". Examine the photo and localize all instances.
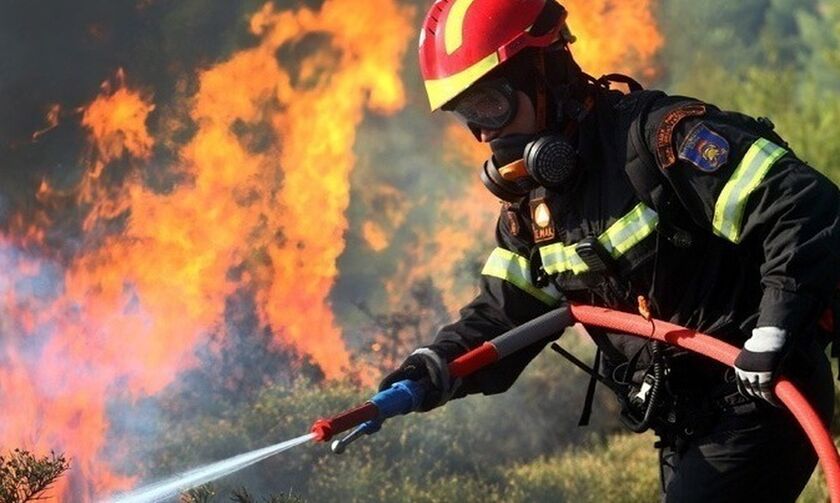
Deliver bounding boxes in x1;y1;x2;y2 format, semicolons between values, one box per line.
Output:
2;0;412;499
2;0;661;500
564;0;663;79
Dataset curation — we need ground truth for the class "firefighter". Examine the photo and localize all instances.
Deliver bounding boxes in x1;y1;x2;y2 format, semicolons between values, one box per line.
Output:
380;1;840;501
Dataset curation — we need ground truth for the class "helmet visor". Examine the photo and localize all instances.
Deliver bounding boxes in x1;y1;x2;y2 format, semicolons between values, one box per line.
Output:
446;79;518;133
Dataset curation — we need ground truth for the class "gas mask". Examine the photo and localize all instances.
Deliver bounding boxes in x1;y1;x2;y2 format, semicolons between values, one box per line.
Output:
482;132;579;202
446;76;580;203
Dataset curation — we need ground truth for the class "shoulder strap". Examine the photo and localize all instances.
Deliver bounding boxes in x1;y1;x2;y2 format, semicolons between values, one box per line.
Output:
622;91;696;249
623;90;668;210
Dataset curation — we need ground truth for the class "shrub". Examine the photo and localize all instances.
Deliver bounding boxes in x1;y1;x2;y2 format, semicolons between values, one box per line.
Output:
0;449;70;503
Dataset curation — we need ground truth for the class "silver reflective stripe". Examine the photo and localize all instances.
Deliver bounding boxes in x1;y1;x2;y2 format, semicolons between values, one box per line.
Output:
481;248;562;305
713;138;787;244
540;203;659;275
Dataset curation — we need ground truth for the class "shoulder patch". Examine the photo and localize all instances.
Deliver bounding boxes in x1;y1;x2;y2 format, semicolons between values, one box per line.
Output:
678;123;730;173
655;103;707;169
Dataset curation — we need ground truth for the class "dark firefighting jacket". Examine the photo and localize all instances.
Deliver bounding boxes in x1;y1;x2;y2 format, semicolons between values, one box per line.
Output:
427;87;840;399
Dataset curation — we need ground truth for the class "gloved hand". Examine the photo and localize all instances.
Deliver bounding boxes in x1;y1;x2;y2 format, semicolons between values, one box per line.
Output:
379;348;459;412
734;326;789;406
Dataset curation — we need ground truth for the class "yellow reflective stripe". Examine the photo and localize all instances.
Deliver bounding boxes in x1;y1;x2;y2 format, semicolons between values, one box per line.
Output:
713;138;787;243
540;203;659;275
424;52;499;110
481;248;562;305
568;252;588;274
540;242;588;275
599;203;660;258
540;243;570;275
444;0;476;54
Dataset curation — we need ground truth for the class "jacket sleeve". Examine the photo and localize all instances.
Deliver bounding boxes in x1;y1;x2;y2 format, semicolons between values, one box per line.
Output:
644;97;840;334
427;202;565;397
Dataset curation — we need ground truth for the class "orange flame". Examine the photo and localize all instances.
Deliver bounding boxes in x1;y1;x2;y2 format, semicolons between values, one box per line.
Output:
2;0;415;499
82;69;155;163
564;0;663;80
32;104;61;142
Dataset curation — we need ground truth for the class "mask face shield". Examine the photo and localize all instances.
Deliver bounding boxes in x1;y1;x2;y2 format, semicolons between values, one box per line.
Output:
443;78;519;140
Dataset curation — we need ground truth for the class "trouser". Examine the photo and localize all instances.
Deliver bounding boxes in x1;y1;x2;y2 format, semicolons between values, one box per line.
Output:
658;340;835;503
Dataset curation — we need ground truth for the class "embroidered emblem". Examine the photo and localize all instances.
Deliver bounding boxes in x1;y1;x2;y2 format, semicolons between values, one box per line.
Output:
678;123;730;173
529;198;555;243
655;103;707;169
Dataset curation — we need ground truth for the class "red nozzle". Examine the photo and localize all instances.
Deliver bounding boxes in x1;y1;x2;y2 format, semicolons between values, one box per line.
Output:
311;418;333;442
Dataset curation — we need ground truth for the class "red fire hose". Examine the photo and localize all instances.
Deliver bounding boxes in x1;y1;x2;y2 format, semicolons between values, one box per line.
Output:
313;305;840;500
570;304;840;502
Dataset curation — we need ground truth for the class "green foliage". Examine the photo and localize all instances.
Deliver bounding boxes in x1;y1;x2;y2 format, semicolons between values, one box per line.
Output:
656;0;820;85
801;467;829;503
229;487;306;503
178;484;307;502
0;449;70;503
659;0;840;183
505;433;659;503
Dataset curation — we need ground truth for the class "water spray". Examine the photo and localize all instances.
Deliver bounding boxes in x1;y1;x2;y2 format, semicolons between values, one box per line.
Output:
105;433;315;503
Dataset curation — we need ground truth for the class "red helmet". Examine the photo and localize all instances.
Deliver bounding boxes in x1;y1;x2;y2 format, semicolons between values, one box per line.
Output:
419;0;574;111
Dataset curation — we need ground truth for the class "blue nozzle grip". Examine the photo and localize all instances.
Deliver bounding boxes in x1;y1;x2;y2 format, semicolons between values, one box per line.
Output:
369;379;427;423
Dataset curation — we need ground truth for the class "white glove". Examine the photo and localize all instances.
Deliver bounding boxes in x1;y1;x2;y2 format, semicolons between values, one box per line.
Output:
733;326;789;406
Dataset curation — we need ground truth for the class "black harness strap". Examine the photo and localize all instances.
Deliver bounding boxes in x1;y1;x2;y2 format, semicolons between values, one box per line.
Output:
550;326;628;427
623;90;668;210
549;343;603;426
577;347;601;426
